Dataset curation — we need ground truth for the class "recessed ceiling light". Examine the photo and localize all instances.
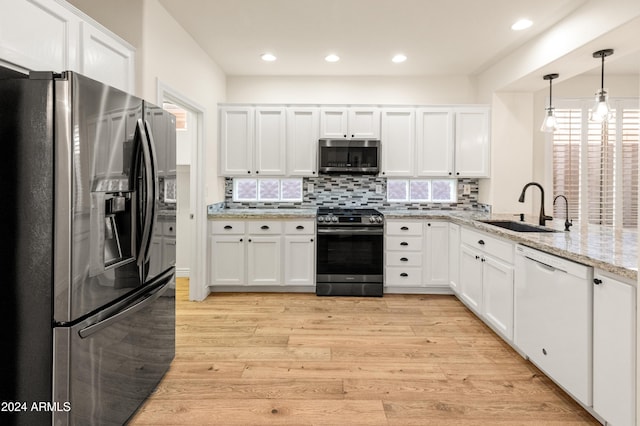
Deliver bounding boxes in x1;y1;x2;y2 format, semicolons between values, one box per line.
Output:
392;54;407;63
511;19;533;31
261;53;277;62
325;54;340;63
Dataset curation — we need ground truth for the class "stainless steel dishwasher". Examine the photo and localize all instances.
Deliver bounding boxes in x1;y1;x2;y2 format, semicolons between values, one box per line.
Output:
514;245;593;407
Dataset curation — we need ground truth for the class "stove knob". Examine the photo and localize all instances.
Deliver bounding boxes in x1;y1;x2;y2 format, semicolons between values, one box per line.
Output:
375;216;383;223
318;216;324;222
369;216;375;223
331;216;338;223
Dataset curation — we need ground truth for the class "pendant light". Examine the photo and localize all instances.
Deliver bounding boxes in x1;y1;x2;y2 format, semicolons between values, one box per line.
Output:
589;48;614;123
540;73;559;133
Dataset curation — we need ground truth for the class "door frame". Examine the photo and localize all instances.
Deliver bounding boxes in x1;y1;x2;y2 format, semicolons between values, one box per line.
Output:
157;81;209;301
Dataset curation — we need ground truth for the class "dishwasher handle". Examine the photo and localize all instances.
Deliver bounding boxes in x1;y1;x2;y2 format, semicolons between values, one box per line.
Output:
524;255;567;274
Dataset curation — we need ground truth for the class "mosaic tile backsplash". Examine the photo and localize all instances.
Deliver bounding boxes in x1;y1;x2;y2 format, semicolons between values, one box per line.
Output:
224;175;488;211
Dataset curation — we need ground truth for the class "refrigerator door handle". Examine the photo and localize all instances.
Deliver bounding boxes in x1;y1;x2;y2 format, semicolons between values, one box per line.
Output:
135;118;157;273
78;280;170;339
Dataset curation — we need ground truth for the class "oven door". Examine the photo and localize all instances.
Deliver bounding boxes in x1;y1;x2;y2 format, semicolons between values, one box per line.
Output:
316;227;383;283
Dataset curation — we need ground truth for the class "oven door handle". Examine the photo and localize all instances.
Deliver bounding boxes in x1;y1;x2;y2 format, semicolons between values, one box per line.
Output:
317;227;383;235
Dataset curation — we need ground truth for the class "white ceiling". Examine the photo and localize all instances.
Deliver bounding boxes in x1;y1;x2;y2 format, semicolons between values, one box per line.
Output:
159;0;615;77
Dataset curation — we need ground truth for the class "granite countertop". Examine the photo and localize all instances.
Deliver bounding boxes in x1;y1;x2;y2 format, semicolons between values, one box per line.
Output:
207;206;638;281
381;209;637;281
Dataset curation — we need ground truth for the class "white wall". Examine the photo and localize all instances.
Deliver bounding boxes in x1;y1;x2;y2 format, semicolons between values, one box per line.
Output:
226;75;477;104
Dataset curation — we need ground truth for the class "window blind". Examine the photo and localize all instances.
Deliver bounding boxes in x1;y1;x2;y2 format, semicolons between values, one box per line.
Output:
552;99;639;230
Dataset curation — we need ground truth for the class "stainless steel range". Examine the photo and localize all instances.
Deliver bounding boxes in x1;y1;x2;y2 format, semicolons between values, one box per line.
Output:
316;207;384;296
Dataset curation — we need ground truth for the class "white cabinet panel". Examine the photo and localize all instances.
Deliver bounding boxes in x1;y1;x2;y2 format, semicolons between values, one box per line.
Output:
284;236;315;286
424;222;449;286
459;244;483;314
219;107;253;176
454;108;490;177
209;235;245;285
319;108;348;138
482;256;514;340
0;0;79;72
448;223;460;294
287;108;318;176
381;108;415;177
78;22;134;93
416;108;454;177
348;108;380;139
255;107;286;175
593;271;636;426
247;236;281;285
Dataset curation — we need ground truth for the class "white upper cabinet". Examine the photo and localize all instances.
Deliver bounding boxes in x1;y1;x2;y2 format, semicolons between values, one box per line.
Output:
320;107;380;139
416;108;455;177
255;107;286;176
454;108;490;178
219;106;254;176
0;0;135;93
286;107;319;176
380;108;415;177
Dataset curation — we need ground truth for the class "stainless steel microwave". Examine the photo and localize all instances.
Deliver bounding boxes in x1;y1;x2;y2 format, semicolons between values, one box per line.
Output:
318;139;380;174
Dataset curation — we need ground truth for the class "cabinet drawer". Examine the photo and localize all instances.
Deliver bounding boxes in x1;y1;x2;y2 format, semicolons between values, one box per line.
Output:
211;220;245;235
247;221;283;235
284;220;315;235
386;252;422;267
386;221;424;236
386;236;423;251
386;266;423;286
461;228;514;263
163;222;176;237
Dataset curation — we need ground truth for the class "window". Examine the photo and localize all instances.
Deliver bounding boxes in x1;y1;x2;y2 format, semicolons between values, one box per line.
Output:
387;179;456;203
233;178;303;202
163;102;188;131
552;98;639;229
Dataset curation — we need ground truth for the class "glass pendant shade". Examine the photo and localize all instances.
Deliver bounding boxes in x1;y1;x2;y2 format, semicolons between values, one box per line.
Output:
589;88;613;123
540;73;559;133
540;107;558;132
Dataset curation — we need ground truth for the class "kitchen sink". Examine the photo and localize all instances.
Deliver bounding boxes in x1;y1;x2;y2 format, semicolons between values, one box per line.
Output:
480;220;560;233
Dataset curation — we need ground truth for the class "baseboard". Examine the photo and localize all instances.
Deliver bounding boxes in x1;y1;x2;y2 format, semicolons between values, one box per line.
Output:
176;267;190;278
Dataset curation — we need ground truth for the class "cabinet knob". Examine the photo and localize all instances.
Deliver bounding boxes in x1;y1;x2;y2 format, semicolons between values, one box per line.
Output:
256;171;260;174
344;134;347;138
248;239;252;242
169;226;174;232
261;225;270;230
240;238;243;242
478;240;485;246
456;172;460;176
594;278;603;285
400;273;408;277
542;348;547;356
400;226;409;231
427;223;431;227
310;238;314;242
312;171;316;174
449;172;452;176
475;255;480;260
247;170;251;174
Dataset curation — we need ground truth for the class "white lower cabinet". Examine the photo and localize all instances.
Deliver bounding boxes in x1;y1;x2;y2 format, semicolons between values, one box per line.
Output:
448;223;460;294
209;219;314;288
459;227;514;341
424;222;449;287
593;270;636;426
385;220;424;289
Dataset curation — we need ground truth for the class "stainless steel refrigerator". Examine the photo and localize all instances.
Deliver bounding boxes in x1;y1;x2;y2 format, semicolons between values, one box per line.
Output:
0;69;176;425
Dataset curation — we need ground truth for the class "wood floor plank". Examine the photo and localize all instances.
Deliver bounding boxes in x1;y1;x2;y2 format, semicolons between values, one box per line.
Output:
129;279;598;425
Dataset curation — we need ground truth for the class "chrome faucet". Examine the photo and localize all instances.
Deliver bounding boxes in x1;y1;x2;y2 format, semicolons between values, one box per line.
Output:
518;182;553;226
553;195;573;231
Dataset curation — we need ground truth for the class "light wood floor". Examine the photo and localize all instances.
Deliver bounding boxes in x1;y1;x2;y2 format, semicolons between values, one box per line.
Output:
129;278;598;425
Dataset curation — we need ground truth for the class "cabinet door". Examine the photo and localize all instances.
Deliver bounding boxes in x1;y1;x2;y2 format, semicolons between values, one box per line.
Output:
319;108;348;138
0;0;79;72
424;222;449;286
220;107;253;176
459;245;483;314
482;256;514;340
162;238;176;269
348;108;380;139
381;109;415;177
287;108;319;176
416;108;454;177
593;273;636;426
448;223;460;294
79;22;135;93
209;235;245;285
255;107;286;175
247;236;281;285
284;236;315;286
454;108;490;177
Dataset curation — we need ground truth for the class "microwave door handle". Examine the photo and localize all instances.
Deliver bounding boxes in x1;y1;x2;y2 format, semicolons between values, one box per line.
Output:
135;119;156;275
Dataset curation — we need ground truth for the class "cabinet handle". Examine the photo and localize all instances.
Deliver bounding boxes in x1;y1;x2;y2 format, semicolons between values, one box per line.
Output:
542;348;547;356
400;226;409;231
261;225;270;230
296;225;304;230
594;278;603;285
456;172;460;176
400;242;408;246
478;240;485;245
400;257;408;262
475;255;480;260
448;172;452;176
224;225;233;230
240;238;243;242
343;134;347;138
169;226;174;232
481;257;486;262
310;238;314;242
312;171;316;174
247;171;251;174
400;273;408;277
256;171;260;174
427;223;431;227
248;239;252;242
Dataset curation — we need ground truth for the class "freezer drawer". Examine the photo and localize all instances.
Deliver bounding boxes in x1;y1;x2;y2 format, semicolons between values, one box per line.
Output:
53;278;175;425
